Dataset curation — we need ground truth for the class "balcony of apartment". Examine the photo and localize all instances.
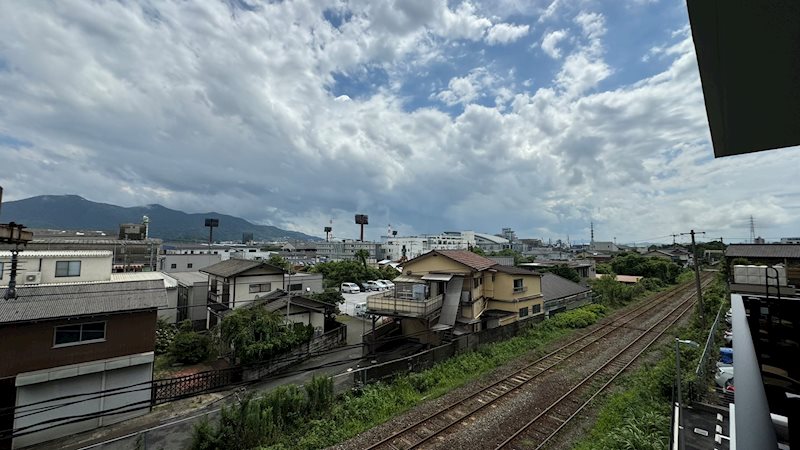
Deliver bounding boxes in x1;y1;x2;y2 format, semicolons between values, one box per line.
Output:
207;290;230;313
367;276;443;318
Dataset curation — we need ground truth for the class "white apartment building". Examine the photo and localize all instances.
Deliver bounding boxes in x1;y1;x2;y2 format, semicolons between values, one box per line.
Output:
381;231;475;260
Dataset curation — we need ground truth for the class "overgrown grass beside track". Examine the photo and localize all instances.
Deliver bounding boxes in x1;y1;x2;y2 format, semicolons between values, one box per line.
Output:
572;274;727;450
191;305;611;450
190;276;692;450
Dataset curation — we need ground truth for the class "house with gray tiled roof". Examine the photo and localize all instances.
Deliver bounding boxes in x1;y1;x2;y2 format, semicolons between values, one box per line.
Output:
0;250;167;449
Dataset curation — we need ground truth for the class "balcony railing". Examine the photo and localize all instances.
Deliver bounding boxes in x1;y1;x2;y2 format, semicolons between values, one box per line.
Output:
367;292;443;318
207;291;230;309
513;286;528;294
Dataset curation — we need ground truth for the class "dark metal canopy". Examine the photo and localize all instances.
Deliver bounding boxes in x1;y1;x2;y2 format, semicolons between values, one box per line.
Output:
686;0;800;157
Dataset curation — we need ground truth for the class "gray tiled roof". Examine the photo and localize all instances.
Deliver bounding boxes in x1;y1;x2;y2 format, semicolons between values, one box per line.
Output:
492;265;539;275
200;259;284;278
725;244;800;259
0;280;168;324
541;273;591;302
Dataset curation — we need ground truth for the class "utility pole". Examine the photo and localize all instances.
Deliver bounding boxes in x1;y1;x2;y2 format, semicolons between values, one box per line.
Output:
680;229;706;327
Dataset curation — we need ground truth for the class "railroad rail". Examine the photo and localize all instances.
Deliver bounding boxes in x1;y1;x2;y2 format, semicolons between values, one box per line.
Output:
494;285;703;449
365;274;712;450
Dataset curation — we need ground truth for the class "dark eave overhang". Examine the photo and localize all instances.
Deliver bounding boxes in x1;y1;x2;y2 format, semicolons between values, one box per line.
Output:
686;0;800;157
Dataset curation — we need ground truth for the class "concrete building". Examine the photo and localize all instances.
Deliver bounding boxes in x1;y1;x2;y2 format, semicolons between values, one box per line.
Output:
159;252;222;273
0;230;162;271
315;240;381;263
381;231;473;261
283;272;324;294
366;250;543;343
0;252;166;449
590;241;619;253
473;232;512;253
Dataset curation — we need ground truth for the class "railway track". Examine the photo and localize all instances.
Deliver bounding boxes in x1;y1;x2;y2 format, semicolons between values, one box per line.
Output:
495;288;701;450
365;275;712;450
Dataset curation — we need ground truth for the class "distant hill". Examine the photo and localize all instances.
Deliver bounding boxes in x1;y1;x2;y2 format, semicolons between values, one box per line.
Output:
0;195;319;242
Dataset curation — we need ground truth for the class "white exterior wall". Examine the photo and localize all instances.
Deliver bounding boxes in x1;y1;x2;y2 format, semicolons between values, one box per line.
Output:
0;252;113;285
381;233;473;260
160;253;221;273
284;273;324;293
12;353;153;449
232;274;284;308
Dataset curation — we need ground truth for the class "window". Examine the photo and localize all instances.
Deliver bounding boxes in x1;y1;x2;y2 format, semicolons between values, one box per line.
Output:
532;304;541;314
55;261;81;277
0;262;3;279
187;263;193;268
473;278;482;288
170;263;177;269
513;278;525;293
54;322;106;346
288;283;303;291
249;283;272;293
519;307;529;317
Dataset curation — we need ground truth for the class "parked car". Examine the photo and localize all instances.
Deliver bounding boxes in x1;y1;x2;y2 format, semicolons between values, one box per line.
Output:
341;282;361;293
715;366;734;388
354;302;368;317
373;280;391;290
378;279;395;289
362;280;381;291
724;330;733;345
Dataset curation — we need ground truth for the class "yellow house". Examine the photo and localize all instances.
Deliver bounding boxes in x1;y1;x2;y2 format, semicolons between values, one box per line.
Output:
366;250;543;341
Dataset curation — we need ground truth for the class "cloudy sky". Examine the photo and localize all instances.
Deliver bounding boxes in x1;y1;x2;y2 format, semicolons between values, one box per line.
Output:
0;0;798;244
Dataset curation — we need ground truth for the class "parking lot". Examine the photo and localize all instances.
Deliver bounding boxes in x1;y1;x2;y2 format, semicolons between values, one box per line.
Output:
340;290;377;316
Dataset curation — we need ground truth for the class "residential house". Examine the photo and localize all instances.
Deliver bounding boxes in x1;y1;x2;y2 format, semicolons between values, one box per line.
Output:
366;250;543;344
590;241;619;253
0;251;166;449
166;271;210;330
541;273;593;317
0;230;162;272
283;272;324;294
725;244;800;286
249;289;336;335
201;259;286;328
644;248;691;267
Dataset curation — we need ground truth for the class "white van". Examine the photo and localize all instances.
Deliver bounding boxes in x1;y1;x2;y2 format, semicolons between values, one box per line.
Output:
354;302;368;317
341;282;360;293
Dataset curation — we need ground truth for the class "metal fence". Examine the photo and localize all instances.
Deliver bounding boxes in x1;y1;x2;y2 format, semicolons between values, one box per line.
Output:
693;304;734;406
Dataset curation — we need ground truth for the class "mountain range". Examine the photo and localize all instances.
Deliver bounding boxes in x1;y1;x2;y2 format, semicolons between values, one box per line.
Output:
0;195;318;242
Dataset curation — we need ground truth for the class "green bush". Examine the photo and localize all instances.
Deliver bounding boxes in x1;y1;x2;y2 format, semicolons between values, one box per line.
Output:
155;318;177;355
551;308;599;328
170;328;211;364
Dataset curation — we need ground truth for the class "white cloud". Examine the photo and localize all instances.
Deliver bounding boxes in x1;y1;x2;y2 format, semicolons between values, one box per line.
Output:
540;29;568;58
1;1;799;243
434;68;497;106
485;23;530;45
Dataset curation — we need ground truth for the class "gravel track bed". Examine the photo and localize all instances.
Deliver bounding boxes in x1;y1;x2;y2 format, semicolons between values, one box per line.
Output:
329;281;702;450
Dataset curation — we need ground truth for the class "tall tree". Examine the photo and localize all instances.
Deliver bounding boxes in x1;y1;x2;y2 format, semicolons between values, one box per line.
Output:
354;249;370;268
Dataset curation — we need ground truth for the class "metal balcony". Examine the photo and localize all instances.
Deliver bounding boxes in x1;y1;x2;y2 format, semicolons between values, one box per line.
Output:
366;292;443;318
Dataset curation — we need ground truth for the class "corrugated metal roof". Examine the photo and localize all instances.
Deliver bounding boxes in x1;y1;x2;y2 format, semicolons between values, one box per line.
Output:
26;238;161;245
166;271;209;285
111;272;178;288
0;280;167;323
541;273;591;302
0;250;113;258
725;244;800;259
201;259;284;278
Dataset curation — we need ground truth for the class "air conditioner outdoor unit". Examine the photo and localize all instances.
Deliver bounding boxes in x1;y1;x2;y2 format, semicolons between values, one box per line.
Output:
23;272;42;285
